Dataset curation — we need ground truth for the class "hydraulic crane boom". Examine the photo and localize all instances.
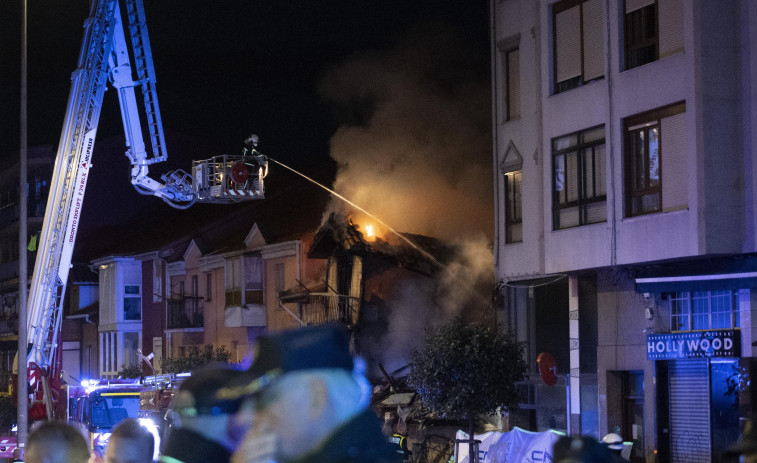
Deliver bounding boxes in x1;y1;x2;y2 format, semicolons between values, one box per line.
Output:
24;0;268;419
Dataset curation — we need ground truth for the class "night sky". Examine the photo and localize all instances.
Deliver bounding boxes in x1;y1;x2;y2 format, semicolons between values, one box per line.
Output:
1;0;493;258
1;1;489;158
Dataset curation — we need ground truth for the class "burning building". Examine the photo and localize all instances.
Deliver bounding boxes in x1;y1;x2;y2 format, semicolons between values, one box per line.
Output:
281;212;492;381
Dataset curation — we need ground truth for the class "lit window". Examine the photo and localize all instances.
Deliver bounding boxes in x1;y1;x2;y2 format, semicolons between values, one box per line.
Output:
504;171;522;243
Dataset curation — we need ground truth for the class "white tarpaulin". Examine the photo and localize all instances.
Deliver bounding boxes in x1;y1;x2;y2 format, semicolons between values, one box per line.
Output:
455;428;563;463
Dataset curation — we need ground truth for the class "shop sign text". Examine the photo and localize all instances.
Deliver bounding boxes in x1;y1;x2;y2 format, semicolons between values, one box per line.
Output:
646;330;740;360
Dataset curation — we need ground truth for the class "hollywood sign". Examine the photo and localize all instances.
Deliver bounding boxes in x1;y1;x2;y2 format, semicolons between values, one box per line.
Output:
646;330;741;360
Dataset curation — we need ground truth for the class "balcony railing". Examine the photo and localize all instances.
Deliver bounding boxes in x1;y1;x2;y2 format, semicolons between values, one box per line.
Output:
166;298;204;329
298;293;359;326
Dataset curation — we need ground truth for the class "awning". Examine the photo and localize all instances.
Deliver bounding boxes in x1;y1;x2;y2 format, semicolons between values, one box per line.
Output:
634;256;757;293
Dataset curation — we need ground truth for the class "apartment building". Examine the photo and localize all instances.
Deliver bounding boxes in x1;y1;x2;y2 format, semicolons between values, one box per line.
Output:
91;164;333;375
492;1;757;461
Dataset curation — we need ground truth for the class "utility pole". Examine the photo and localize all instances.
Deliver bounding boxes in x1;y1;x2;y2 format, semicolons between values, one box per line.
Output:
18;0;29;455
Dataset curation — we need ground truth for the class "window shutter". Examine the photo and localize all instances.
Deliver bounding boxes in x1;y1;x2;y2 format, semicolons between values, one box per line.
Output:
661;111;687;211
555;6;581;84
507;49;521;120
566;151;579;203
658;0;684;57
582;0;604;81
595;144;607;196
625;0;655;13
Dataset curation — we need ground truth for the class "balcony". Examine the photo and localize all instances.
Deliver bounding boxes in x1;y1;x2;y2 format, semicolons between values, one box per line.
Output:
166;298;203;330
298;293;359;326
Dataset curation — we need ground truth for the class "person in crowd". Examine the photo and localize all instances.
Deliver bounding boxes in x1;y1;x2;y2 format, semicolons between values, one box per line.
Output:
600;433;625;458
158;363;249;463
221;324;400;463
25;421;91;463
105;418;156;463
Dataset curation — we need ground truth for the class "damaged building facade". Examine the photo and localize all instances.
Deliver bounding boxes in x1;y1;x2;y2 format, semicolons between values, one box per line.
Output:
492;1;757;462
283;212;454;381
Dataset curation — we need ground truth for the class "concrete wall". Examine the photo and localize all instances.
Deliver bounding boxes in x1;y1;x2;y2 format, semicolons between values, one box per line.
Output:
595;269;660;458
494;0;757;279
493;0;544;279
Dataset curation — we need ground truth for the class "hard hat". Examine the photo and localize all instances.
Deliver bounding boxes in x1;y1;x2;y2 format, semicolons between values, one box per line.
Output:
601;433;624;450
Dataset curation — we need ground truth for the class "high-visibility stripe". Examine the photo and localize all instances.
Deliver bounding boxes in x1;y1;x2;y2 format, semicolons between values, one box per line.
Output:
224;190;259;196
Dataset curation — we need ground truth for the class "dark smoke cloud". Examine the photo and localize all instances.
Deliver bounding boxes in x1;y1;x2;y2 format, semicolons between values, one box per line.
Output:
374;235;496;375
319;22;495;378
318;21;493;243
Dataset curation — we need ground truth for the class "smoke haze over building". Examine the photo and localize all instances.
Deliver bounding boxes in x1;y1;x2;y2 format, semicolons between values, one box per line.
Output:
319;22;493;244
318;23;497;375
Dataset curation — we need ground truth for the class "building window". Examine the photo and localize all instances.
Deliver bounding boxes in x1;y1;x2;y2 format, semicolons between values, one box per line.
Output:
123;285;141;321
205;273;212;301
624;102;686;217
624;0;684;70
275;263;285;292
226;257;241;306
501;141;524;243
225;255;263;306
505;48;520;121
504;171;522;243
553;0;604;93
552;125;606;229
669;290;741;331
244;255;264;305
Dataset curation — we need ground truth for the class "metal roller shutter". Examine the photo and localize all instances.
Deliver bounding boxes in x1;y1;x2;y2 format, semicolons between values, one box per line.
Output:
658;0;684;57
661;111;687;211
555;6;581;84
668;359;711;463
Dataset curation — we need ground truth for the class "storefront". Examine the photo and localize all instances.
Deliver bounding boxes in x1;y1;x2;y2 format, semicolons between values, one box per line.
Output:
648;330;741;461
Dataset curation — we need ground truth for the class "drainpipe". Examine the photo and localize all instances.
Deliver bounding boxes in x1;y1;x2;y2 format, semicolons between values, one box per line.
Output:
604;0;617;266
535;0;546;277
491;0;501;270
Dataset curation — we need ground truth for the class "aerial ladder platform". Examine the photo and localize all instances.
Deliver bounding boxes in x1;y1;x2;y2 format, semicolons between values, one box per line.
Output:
24;0;268;420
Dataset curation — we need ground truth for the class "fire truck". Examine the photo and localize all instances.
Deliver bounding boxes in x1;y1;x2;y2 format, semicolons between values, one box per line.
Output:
22;0;268;421
137;373;188;442
66;380;144;454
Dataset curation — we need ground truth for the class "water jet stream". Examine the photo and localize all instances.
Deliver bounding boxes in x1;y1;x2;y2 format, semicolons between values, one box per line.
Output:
268;157;492;311
269;157;442;267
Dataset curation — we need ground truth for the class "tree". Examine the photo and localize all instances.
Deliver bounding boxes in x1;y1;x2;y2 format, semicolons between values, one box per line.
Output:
408;319;528;460
161;345;232;374
117;363;144;379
